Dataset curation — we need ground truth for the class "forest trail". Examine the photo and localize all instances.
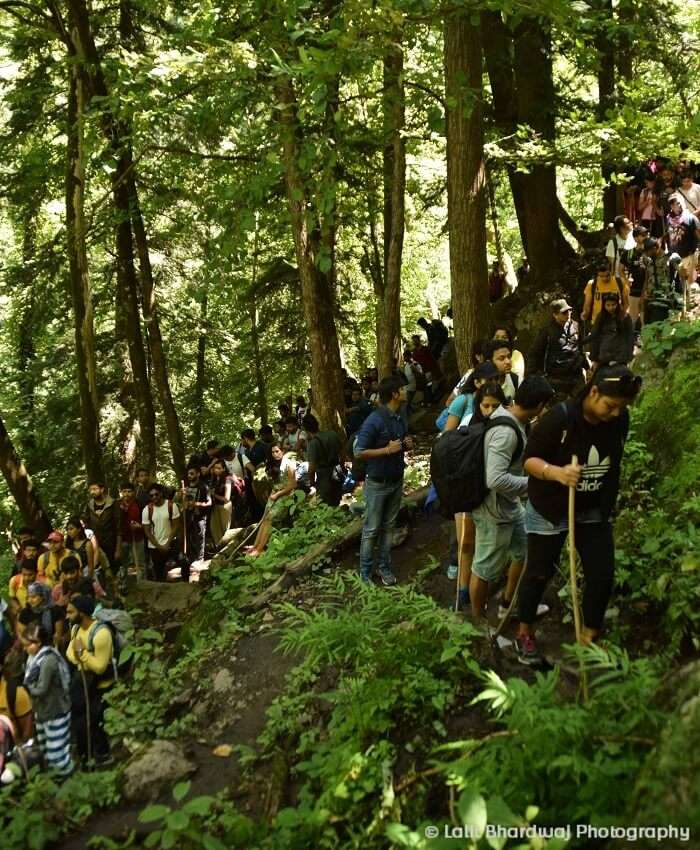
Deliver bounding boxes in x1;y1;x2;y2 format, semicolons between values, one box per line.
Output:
57;459;593;849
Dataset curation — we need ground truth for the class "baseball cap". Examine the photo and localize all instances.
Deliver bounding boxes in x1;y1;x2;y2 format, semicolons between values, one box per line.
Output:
551;298;572;313
44;530;64;544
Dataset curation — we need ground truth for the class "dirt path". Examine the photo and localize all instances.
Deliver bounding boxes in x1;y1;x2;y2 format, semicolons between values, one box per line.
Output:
58;499;586;848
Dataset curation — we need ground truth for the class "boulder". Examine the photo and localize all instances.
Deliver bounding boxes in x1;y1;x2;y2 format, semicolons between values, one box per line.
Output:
212;668;235;694
128;580;200;615
123;740;196;801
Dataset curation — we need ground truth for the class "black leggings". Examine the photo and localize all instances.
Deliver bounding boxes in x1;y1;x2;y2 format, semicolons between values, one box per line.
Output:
518;522;615;631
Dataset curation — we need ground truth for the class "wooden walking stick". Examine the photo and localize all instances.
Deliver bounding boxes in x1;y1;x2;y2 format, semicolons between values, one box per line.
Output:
454;514;464;613
181;479;188;559
568;454;589;700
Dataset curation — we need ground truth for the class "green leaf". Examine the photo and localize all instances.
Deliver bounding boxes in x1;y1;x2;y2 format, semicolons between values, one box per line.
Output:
458;789;487;838
166;810;190;831
161;828;177;849
172;781;191;802
182;795;216;816
525;805;539;821
202;836;229;850
138;804;170;824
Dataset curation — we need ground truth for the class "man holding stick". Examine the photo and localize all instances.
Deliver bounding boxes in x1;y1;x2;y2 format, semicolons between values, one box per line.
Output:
516;365;641;665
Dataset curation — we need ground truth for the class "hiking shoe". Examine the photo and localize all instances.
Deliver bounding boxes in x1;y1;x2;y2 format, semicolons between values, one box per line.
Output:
515;634;542;666
498;599;550;621
379;569;397;586
447;564;458;580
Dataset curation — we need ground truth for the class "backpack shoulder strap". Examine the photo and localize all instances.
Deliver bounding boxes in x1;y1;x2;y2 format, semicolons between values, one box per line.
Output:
168;500;174;521
87;620;107;654
148;502;153;521
484;416;524;463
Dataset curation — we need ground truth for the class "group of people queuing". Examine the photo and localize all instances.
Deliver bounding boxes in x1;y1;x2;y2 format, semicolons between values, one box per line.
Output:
357;256;668;666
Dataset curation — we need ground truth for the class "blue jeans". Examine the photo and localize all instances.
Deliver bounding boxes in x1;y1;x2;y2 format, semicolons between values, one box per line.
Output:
359;478;403;577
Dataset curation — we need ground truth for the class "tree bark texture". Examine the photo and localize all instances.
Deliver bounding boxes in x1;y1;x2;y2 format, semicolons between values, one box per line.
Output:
444;12;490;374
65;58;104;484
512;17;564;289
378;40;406;379
595;0;618;223
249;223;267;425
65;0;157;474
277;76;346;432
131;189;186;480
16;215;38;457
0;413;52;541
193;291;207;449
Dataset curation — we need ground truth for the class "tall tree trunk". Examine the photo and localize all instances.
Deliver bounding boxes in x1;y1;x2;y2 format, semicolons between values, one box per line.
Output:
193;291;207;449
249;222;267;425
595;0;618;223
0;413;52;541
119;0;185;477
65;58;104;483
65;0;157;474
16;216;38;457
512;16;565;290
277;76;345;432
444;12;489;374
481;10;529;257
378;39;406;379
131;191;186;479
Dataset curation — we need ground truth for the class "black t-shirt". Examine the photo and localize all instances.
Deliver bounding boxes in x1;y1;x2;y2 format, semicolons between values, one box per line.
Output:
628;248;648;297
525;401;629;523
185;481;211;519
247;441;269;467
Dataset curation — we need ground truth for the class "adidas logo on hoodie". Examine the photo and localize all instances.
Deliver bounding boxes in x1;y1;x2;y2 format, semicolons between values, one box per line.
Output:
577;445;611;492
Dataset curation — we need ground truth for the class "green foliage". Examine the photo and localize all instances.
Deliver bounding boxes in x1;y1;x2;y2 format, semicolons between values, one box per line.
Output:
640;318;700;359
436;646;663;827
0;768;120;850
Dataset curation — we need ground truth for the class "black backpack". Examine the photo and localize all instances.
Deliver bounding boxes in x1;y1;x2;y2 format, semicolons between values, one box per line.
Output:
430;416;524;518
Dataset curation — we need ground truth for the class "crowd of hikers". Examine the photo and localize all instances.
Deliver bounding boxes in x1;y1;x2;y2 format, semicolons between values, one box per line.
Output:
0;158;696;785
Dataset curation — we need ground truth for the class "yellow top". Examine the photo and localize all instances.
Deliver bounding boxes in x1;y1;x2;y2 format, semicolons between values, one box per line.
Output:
67;621;114;689
584;275;630;322
0;678;32;719
38;549;74;586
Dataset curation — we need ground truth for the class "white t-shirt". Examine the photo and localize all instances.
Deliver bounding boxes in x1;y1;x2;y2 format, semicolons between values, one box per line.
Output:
678;183;700;214
225;451;250;479
142;501;181;549
606;233;634;276
502;372;517;402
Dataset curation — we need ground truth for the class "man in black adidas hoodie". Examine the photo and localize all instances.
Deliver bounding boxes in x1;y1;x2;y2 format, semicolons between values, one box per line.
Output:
515;365;642;665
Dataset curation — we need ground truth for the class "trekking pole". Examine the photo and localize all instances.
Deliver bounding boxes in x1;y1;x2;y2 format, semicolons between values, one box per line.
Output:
181;480;188;559
568;454;589;701
79;664;93;766
454;514;464;613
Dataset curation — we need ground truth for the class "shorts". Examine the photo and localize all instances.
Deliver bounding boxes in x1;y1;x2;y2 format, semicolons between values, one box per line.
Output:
471;512;526;582
680;253;698;278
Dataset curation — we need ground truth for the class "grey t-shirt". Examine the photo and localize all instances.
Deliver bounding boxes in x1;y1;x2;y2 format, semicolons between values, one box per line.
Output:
473;405;528;524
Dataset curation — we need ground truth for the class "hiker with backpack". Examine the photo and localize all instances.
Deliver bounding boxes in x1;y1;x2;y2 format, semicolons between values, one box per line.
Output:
588;292;635;368
581;259;630;325
445;382;508;607
83;482;122;577
142;484;183;581
304;413;345;507
22;623;73;777
65;516;100;580
443;362;501;434
515;365;642;666
181;464;212;564
38;531;74;586
209;459;235;545
469;377;554;621
66;594;114;767
119;482;146;584
529;299;587;400
354;375;414;586
605;215;635;281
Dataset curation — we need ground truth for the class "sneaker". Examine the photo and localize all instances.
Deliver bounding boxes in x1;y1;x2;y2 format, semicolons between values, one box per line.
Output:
498;599;550;621
379;569;397;587
497;597;513;620
447;564;458;580
515;634;542;666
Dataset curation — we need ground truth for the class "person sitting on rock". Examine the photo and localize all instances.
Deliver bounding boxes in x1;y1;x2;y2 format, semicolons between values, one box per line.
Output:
244;444;298;558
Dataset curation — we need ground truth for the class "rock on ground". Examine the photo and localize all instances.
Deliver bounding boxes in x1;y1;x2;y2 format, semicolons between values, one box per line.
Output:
123;740;197;801
128;580;201;615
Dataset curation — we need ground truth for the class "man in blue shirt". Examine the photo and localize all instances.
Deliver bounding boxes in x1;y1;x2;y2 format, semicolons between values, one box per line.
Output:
354;376;414;585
